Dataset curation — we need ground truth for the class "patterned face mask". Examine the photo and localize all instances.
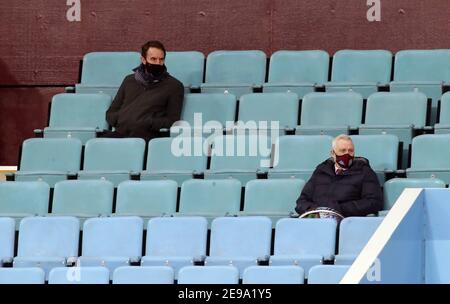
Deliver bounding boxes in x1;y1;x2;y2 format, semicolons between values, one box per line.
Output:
335;152;354;169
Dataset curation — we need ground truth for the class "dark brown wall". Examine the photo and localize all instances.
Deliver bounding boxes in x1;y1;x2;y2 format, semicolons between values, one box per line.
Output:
1;0;450;164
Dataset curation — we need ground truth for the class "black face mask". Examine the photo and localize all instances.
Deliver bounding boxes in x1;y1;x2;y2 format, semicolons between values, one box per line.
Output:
145;63;166;77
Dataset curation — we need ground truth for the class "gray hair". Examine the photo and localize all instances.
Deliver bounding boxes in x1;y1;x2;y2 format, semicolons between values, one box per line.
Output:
332;134;353;151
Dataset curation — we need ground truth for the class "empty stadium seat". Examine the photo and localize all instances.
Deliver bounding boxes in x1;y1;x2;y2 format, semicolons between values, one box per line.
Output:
0;182;49;228
235;92;299;135
335;217;383;265
165;51;205;92
48;267;109;284
407;134;450;184
201;50;267;98
325;50;392;98
205;216;272;277
268;135;333;180
141;217;208;278
75;52;141;97
40;93;112;144
113;266;174;284
14;216;80;278
390;49;450;124
350;135;399;183
0;217;15;266
308;265;350;284
296;92;363;136
263;50;329;98
141;137;208;186
78;138;146;186
434;92;450;134
270;218;337;277
13;138;82;187
242;266;305;284
178;266;239;284
0;268;45;284
78;216;143;278
240;179;305;225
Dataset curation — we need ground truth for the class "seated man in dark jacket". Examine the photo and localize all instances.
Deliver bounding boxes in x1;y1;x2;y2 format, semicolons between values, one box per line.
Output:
296;134;383;217
104;40;184;141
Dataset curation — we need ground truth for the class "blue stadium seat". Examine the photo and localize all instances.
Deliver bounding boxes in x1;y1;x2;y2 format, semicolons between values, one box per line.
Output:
75;52;141;97
205;216;272;277
141;137;208;186
407;134;450;184
48;267;109;284
165;51;205;92
268;135;333;180
78;138;146;186
113;266;174;284
242;266;305;284
0;217;15;266
296;92;363;137
434;92;450;134
141;217;208;278
0;182;49;229
41;93;112;144
270;218;337;277
308;265;350;284
335;217;383;265
14;138;82;187
0;268;45;284
78;216;143;278
178;266;239;284
325;50;392;98
263;50;329;98
201;50;267;98
14;216;80;278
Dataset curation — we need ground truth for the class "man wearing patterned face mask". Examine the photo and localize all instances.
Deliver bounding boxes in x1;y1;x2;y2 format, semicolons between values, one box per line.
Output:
295;134;383;218
104;40;184;141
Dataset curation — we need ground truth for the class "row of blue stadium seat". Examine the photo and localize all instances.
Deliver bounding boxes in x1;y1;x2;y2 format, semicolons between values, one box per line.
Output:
0;215;381;279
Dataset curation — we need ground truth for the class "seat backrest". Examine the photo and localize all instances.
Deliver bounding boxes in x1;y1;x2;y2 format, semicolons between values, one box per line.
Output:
115;180;178;215
238;93;299;129
49;267;109;284
52;180;114;215
80;52;141;86
410;134;450;169
272;135;333;170
17;216;80;258
274;218;336;257
209;217;272;257
178;266;239;284
146;137;208;172
49;93;112;129
394;49;450;82
244;179;305;214
165;51;205;88
350;135;399;171
20;138;82;172
83;138;146;171
113;266;174;284
0;268;45;284
308;265;350;284
268;50;329;84
365;92;427;127
145;217;208;257
338;217;383;255
205;50;267;84
300;92;363;128
383;178;446;210
0;218;15;260
331;50;392;83
82;216;143;258
180;93;237;126
179;179;241;214
242;266;305;284
0;182;49;214
439;92;450;124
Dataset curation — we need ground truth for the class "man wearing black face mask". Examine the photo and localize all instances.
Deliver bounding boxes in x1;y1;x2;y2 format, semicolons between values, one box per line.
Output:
295;134;383;217
104;40;184;141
